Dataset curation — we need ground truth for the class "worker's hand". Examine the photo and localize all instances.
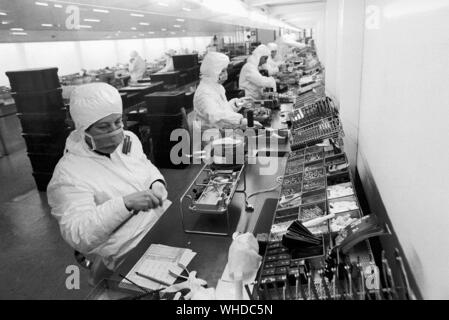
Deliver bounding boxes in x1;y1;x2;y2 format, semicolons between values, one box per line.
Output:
253;121;264;129
123;190;163;211
151;181;168;202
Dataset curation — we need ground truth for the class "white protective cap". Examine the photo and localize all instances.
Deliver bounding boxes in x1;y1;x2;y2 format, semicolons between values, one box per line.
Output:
69;83;122;131
267;42;278;51
247;44;271;66
200;51;230;82
130;50;138;58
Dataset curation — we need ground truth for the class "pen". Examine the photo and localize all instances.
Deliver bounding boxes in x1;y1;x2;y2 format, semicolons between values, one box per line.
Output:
135;272;171;287
119;273;151;294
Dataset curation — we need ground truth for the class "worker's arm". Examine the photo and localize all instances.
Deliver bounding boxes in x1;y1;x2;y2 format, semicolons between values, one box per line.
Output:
194;91;244;129
47;172;132;255
245;65;277;91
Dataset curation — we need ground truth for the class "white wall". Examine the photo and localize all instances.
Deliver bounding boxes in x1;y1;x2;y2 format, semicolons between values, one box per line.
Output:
0;36;214;86
357;0;449;299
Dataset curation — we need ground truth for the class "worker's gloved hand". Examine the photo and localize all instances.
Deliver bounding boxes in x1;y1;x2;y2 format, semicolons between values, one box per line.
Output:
228;232;262;282
151;181;168;202
123;190;164;211
162;271;216;300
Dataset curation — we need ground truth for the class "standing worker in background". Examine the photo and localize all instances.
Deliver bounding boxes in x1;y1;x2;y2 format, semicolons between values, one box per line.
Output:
47;83;169;286
157;49;176;73
239;44;277;100
128;50;146;83
193;52;258;132
262;43;282;76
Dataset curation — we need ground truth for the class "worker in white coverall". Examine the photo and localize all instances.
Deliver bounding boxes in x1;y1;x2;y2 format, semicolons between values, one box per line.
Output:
194;51;258;132
47;83;169;285
238;44;277;100
275;34;307;63
128;50;146;83
262;43;282;76
157;49;176;73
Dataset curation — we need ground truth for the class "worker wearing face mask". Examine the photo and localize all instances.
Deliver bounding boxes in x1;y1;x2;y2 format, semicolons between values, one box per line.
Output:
275;34;307;62
47;83;168;285
157;49;176;73
262;43;282;76
239;44;277;100
193;51;257;132
128;50;146;83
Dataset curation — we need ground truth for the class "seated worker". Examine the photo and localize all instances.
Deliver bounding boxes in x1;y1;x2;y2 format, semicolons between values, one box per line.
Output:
262;43;282;76
47;83;168;285
193;51;260;132
275;34;307;62
305;51;320;69
157;49;176;73
239;44;277;100
128;50;146;83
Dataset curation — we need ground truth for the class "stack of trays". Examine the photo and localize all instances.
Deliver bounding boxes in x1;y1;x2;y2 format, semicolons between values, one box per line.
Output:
6;68;70;191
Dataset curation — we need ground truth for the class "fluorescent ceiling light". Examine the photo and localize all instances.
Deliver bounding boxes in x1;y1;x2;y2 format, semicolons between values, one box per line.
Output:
148;31;155;34
1;21;10;25
131;27;137;30
161;28;167;31
93;8;109;13
139;33;144;36
10;28;24;31
176;18;185;22
173;24;181;28
11;32;27;35
182;7;191;12
41;24;53;27
182;30;186;32
79;25;92;28
35;2;49;6
84;19;100;22
170;32;176;35
130;13;144;17
0;12;7;16
139;22;150;26
54;4;63;8
158;2;169;7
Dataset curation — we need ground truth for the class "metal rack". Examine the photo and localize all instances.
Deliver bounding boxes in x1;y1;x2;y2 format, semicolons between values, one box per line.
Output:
291;116;344;150
180;163;247;236
291;97;339;129
294;85;326;109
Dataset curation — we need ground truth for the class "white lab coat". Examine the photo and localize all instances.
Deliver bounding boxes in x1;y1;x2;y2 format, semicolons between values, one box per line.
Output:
263;57;281;76
239;56;277;100
157;56;175;73
47;130;166;270
193;77;243;131
129;55;146;82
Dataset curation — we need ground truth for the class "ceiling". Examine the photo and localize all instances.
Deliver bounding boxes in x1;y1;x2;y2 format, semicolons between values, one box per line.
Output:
0;0;325;42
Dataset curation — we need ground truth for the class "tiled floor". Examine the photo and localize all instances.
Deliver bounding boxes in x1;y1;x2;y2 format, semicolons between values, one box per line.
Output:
0;148;199;300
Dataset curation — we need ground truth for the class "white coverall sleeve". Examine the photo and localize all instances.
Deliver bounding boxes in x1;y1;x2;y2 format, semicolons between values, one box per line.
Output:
47;171;132;255
194;91;243;129
245;66;277;92
158;57;174;73
128;131;166;186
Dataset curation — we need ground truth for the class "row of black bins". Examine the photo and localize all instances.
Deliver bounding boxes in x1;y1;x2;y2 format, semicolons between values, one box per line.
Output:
6;67;70;191
141;90;189;169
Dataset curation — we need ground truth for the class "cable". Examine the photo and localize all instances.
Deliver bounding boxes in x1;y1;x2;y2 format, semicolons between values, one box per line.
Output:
247;176;283;200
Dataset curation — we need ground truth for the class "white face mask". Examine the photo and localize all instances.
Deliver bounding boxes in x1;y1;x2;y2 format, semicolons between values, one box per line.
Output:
85;127;124;152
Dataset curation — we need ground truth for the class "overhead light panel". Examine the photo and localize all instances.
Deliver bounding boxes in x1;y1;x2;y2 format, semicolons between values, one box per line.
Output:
139;22;150;26
41;24;53;27
79;25;92;29
139;33;145;36
176;18;185;22
93;8;109;13
170;31;176;35
12;32;27;35
148;31;155;34
130;13;144;17
158;2;169;7
173;24;181;28
54;4;63;8
10;28;24;31
161;28;167;31
1;21;10;25
84;19;100;22
182;7;191;12
35;2;49;6
0;12;7;16
131;27;137;30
